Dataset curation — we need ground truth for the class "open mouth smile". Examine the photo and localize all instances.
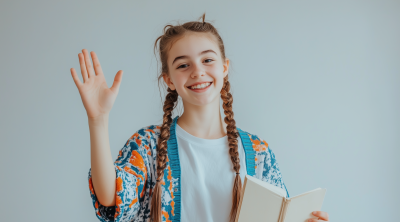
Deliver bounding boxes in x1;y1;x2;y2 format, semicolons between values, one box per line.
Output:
187;82;213;92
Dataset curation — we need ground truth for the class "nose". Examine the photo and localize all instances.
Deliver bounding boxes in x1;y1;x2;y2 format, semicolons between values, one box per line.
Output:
190;62;205;79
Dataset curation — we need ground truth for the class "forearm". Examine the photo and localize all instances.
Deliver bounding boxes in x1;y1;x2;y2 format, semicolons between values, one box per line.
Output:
88;115;116;207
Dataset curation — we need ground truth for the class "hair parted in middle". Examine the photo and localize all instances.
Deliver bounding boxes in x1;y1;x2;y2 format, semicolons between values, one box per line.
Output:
151;13;241;222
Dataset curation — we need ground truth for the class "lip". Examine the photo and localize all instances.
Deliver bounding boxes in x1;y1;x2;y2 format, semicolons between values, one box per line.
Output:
187;81;213;93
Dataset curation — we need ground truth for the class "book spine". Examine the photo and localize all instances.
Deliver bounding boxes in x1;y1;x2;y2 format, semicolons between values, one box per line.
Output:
277;198;285;222
278;198;291;222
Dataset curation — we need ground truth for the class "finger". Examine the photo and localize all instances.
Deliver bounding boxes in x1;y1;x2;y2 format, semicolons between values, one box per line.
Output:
78;53;88;82
70;68;83;88
110;70;123;93
90;51;104;76
82;49;95;78
312;211;329;221
308;219;327;222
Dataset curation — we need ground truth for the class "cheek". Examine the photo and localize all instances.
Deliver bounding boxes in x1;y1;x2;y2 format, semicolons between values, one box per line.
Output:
209;65;225;86
172;74;188;91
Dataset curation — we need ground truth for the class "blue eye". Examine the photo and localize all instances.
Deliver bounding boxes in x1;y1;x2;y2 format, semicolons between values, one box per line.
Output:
204;59;213;63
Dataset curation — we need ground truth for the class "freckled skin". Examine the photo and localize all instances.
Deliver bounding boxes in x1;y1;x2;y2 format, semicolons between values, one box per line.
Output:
161;32;231;140
163;32;228;107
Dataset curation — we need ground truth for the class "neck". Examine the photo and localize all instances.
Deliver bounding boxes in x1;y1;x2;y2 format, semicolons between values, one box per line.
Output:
177;97;228;139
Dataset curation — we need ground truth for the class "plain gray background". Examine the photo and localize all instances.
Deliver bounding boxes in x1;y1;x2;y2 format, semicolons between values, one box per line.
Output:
0;0;399;221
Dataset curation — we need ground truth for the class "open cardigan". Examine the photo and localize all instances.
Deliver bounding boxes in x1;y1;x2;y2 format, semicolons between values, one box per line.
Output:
88;116;290;222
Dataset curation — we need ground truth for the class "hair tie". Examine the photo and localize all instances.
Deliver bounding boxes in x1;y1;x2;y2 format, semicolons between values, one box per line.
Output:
156;179;162;182
236;172;240;175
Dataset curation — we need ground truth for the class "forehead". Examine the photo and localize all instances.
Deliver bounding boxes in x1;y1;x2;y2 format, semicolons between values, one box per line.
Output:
167;32;221;62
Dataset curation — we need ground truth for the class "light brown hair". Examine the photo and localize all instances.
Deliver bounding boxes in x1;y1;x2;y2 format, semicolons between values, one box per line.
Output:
152;13;241;222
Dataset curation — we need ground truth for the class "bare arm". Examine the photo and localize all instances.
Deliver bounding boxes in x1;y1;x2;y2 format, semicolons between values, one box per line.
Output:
89;115;116;207
70;49;123;207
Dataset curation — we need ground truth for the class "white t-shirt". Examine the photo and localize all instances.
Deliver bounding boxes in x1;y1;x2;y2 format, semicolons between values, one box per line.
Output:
176;123;248;222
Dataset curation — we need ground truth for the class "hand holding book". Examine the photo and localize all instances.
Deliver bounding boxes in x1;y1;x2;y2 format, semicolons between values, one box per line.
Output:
309;211;329;222
235;175;330;222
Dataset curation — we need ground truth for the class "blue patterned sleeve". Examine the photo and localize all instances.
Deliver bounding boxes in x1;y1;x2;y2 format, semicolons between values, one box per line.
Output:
87;130;149;222
261;146;290;198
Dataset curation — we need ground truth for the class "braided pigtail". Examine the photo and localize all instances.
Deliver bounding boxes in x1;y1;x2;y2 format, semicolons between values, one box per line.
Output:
221;75;242;222
154;13;238;221
150;88;179;222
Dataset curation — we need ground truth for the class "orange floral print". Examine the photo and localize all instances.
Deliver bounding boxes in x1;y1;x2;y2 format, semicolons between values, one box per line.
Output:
116;176;123;193
249;134;267;151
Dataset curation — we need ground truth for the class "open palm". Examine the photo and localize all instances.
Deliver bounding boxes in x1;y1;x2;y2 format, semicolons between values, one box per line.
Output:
70;49;123;119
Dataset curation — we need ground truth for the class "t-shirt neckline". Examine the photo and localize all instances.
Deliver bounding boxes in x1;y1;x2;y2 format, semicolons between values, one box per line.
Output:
176;123;228;146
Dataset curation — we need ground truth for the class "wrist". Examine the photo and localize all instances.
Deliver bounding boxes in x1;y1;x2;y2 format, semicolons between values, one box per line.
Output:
88;115;109;127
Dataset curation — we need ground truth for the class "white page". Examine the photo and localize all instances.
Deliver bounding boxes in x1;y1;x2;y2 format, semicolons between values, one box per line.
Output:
284;189;327;222
237;175;284;222
246;175;287;198
289;187;322;199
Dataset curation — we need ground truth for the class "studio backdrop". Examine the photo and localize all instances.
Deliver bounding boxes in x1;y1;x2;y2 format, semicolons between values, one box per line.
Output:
0;0;399;221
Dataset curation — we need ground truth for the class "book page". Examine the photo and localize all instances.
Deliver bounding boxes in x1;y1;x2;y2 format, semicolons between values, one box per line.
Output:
246;175;287;198
289;187;322;199
284;189;327;222
237;175;284;222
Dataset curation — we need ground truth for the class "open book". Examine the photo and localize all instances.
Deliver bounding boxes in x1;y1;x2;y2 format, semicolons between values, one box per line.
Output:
235;175;327;222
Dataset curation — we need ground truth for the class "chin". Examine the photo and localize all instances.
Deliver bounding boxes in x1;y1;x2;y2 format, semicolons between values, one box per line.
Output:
189;95;220;107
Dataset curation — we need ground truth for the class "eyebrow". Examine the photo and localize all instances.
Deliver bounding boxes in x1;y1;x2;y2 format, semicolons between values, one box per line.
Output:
171;49;217;65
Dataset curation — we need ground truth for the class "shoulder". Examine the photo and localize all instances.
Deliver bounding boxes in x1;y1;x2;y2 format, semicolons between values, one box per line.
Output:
239;128;287;192
237;127;280;171
126;124;161;145
116;124;161;162
237;127;270;153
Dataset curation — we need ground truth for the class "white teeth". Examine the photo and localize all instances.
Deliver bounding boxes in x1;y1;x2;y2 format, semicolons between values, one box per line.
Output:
190;82;211;89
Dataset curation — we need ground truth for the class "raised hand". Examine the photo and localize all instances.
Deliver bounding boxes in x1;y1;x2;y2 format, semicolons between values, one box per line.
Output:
70;49;123;119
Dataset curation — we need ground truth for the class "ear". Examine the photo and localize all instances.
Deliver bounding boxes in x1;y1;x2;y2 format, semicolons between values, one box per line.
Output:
162;73;176;90
223;58;230;78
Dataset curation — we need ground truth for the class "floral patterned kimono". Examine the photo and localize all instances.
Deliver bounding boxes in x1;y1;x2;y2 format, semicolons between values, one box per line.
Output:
88;116;289;222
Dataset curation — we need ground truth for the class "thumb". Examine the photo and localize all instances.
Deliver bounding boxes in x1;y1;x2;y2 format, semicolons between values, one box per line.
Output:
110;70;123;93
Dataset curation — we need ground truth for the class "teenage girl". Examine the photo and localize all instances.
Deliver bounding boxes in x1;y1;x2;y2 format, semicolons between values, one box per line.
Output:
70;14;330;222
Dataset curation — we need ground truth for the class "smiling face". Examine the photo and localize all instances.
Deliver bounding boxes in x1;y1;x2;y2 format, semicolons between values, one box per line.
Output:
162;32;230;107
